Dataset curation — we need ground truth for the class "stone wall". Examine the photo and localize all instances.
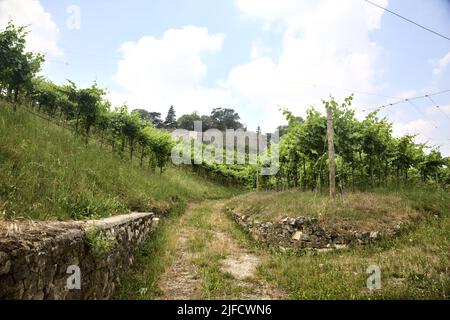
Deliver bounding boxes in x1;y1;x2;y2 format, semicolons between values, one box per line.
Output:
0;212;159;300
227;210;388;251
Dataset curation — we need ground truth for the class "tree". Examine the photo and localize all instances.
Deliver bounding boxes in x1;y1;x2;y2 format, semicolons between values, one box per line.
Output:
164;105;177;129
177;112;201;130
132;109;163;128
201;115;214;131
0;22;44;107
210;107;243;130
177;112;216;131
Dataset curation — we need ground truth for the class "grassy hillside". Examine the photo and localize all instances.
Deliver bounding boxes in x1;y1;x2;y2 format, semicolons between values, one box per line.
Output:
0;101;240;220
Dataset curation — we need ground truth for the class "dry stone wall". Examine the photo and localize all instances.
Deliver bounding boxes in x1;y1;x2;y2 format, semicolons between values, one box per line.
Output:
0;212;159;300
227;210;387;250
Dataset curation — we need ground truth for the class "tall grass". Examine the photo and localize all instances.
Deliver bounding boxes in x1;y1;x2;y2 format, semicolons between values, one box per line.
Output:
0;102;239;220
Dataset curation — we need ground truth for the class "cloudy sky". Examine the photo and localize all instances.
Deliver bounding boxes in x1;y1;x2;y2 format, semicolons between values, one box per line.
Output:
1;0;450;154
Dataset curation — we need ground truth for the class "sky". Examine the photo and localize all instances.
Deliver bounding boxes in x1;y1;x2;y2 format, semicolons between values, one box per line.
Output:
1;0;450;155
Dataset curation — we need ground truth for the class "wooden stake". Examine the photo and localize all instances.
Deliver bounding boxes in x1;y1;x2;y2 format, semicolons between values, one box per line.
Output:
326;104;336;198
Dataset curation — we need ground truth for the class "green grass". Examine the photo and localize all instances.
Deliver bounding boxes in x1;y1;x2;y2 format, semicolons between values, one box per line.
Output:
117;187;450;300
0;102;240;220
113;208;181;300
115;202;252;300
226;190;422;234
185;205;245;299
226;188;450;299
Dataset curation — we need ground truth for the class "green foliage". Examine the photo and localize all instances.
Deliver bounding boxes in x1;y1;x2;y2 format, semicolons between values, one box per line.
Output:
0;22;44;104
75;83;105;136
177;112;202;130
163;105;177;129
1;23;177;174
132;109;163;128
2;22;448;194
268;95;450;192
85;228;118;257
210;107;243;130
177;108;243;131
0;103;241;220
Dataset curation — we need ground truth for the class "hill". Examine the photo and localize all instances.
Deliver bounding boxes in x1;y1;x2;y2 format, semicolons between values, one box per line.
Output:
0;101;239;220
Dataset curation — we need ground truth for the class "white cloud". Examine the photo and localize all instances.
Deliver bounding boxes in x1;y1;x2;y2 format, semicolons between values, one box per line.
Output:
225;0;388;131
112;1;389;131
0;0;62;57
111;26;232;116
112;0;392;133
393;119;435;137
250;41;272;60
391;111;450;156
432;52;450;75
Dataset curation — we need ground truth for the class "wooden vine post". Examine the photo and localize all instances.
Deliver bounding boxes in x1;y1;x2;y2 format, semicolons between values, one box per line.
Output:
326;104;336;198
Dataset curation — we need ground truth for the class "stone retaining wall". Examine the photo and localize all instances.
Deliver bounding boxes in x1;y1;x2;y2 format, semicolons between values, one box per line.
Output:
227;210;388;251
0;212;159;300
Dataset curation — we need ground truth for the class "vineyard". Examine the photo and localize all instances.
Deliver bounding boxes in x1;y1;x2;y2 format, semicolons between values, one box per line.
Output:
2;22;450;197
1;20;450;300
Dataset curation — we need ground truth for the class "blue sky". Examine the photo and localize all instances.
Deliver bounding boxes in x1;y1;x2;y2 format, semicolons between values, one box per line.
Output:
1;0;450;154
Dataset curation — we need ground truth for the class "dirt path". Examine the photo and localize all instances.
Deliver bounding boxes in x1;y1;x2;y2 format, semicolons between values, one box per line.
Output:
157;200;284;300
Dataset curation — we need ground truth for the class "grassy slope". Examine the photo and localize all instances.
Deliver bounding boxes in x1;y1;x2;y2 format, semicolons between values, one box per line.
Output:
226;191;420;233
228;189;450;299
0;102;239;220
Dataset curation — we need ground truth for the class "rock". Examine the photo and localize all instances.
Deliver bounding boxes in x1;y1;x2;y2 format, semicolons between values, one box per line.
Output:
0;212;158;299
0;252;11;275
228;209;386;255
152;217;160;227
32;291;45;300
294;217;304;226
369;231;380;239
291;231;303;241
300;233;311;241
